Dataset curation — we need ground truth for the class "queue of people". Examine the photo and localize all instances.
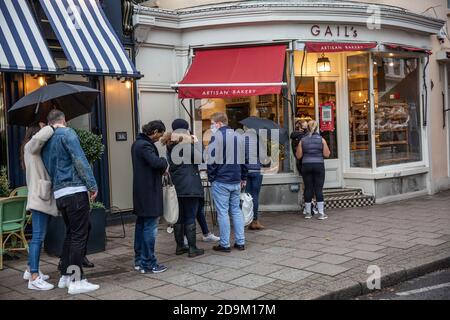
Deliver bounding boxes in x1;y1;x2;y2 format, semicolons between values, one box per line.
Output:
19;109;329;295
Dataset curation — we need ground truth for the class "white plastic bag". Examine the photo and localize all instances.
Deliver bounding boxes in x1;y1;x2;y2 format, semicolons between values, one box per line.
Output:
162;174;179;225
240;192;254;226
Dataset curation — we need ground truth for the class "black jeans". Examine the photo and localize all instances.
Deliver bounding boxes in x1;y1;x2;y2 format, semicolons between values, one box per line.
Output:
56;192;90;278
301;163;325;203
177;197;200;225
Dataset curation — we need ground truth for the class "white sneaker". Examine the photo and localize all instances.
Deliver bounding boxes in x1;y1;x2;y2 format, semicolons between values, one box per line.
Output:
304;213;312;219
134;265;141;271
68;279;99;295
58;275;72;289
23;269;49;281
28;277;54;291
317;214;328;220
202;233;220;242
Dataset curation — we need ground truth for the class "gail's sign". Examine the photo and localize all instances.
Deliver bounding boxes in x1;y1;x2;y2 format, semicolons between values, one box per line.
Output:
311;25;358;38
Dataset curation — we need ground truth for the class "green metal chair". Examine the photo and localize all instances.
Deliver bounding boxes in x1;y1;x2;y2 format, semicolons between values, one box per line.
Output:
9;186;28;197
9;187;32;236
0;196;29;270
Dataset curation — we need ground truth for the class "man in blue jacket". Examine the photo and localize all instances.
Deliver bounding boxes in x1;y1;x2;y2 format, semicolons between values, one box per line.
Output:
42;109;99;295
207;112;247;252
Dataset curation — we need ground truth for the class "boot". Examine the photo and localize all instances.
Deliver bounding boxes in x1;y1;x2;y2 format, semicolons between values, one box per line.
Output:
174;224;189;255
248;220;258;230
82;256;95;268
184;224;204;258
253;220;265;230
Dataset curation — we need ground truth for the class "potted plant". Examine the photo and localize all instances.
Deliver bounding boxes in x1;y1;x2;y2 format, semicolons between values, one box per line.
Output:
44;128;107;256
0;166;10;197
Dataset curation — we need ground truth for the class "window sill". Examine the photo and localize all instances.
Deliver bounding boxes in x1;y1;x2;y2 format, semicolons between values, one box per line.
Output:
343;165;429;180
262;172;299;184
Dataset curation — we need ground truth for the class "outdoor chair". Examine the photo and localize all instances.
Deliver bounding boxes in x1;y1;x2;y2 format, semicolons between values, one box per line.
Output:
0;196;29;270
9;187;32;237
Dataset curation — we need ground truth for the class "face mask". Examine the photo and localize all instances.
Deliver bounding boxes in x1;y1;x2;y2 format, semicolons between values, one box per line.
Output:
211;123;218;133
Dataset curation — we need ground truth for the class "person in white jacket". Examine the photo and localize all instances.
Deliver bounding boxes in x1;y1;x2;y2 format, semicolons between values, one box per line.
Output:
21;122;61;290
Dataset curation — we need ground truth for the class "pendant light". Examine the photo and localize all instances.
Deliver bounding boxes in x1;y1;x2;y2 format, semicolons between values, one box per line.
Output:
317;53;331;73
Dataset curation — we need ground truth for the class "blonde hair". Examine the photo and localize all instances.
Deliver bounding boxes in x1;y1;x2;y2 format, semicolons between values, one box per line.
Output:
307;120;319;136
211;112;228;125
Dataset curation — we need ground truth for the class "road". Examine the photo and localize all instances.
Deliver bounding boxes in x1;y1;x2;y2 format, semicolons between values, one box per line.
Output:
355;269;450;300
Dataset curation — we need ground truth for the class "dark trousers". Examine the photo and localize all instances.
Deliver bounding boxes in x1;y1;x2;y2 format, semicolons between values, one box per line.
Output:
245;172;263;220
56;192;90;278
196;198;209;235
301;163;325;203
177;197;200;225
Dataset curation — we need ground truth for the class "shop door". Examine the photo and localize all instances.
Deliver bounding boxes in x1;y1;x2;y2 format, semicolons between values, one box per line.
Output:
316;78;341;188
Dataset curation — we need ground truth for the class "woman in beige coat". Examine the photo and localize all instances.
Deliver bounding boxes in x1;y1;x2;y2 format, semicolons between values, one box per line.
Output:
21;123;59;291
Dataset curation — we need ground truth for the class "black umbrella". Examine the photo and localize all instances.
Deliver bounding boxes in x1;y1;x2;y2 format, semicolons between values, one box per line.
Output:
8;82;99;126
239;116;289;144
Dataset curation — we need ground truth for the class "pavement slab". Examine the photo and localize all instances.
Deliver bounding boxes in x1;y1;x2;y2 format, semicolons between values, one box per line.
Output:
1;190;449;300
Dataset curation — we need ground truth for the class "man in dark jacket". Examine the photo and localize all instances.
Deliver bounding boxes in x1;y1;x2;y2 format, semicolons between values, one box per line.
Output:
131;120;168;274
207;112;248;252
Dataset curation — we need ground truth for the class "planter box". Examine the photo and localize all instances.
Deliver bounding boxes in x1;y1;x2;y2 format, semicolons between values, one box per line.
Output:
44;208;107;256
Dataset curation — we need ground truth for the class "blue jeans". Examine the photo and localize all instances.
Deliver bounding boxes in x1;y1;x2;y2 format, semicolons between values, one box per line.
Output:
134;216;159;271
28;210;50;274
245;172;263;220
211;181;245;247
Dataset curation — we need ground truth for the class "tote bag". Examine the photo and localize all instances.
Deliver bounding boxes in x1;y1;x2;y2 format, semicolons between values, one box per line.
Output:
240;192;254;226
162;174;179;225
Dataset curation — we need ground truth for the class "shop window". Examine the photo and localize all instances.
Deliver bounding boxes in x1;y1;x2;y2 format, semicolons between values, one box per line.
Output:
0;73;7;169
296;76;315;120
347;54;372;168
195;94;289;173
373;53;422;166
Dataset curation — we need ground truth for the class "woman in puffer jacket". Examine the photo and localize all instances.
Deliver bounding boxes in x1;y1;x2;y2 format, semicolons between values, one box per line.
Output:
161;119;205;258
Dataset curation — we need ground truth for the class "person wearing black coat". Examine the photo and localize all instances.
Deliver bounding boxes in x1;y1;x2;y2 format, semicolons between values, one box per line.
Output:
131;120;169;274
161;119;205;258
290;119;308;174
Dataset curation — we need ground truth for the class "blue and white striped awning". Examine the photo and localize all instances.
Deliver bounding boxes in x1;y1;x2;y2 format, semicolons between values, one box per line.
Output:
0;0;58;73
39;0;141;78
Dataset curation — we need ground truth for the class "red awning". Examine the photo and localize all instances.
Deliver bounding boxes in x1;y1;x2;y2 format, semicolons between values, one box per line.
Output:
174;45;287;99
384;43;431;55
305;42;377;53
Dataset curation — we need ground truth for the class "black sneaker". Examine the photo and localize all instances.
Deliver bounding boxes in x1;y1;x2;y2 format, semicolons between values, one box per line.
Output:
233;243;245;251
213;245;231;252
151;264;168;274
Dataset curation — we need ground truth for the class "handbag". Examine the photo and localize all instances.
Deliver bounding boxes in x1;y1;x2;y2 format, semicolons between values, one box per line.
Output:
162;173;179;225
240;192;254;226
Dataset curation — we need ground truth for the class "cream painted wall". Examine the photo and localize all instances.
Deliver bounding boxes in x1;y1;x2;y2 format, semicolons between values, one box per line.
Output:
104;78;135;211
152;0;447;18
136;0;450;192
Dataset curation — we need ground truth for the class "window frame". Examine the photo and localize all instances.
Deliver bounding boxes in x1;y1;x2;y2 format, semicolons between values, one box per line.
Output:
345;51;427;172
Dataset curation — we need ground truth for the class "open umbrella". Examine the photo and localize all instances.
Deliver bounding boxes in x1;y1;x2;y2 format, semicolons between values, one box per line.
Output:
239;116;289;144
8;82;99;126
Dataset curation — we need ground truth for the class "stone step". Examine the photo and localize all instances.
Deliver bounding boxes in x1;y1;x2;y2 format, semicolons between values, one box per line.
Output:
324;194;375;209
323;188;363;197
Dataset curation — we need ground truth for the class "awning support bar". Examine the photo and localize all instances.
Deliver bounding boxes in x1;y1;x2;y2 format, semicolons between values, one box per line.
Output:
180;98;193;121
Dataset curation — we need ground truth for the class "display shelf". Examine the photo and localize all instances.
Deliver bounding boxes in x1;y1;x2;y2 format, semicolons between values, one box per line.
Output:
350;101;410;165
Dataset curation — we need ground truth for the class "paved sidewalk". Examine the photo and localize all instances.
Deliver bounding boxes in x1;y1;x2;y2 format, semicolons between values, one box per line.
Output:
1;190;449;300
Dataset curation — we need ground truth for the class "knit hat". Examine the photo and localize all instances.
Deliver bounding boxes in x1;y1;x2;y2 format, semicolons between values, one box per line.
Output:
171;118;189;131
